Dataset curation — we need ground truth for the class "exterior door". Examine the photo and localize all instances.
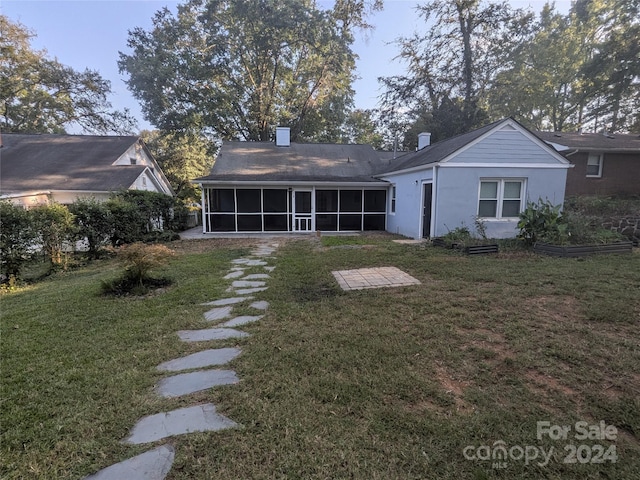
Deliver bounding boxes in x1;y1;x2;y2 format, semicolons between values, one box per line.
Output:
293;190;312;232
422;183;432;238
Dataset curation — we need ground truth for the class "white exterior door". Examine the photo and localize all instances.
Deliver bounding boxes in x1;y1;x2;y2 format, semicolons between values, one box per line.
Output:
292;190;313;232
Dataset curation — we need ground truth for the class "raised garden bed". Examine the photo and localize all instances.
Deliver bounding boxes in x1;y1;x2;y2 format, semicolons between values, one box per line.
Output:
432;237;499;255
534;241;633;258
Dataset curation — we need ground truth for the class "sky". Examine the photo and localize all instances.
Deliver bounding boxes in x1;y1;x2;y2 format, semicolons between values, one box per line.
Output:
2;0;572;134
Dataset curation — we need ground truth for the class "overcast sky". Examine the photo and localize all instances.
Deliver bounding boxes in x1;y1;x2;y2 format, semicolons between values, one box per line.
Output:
2;0;571;133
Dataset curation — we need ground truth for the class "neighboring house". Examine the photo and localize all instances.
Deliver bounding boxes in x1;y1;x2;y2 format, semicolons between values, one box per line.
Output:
195;119;571;239
535;131;640;196
0;133;174;207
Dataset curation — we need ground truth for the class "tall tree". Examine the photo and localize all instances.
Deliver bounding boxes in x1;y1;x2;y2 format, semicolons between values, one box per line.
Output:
119;0;380;142
380;0;531;143
141;129;215;200
0;15;135;134
490;0;639;133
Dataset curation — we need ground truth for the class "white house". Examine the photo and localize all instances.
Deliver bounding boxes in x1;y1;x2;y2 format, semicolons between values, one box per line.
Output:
194;119;571;239
0;133;174;207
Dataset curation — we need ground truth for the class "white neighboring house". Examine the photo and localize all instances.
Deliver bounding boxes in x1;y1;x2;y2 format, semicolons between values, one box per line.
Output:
0;133;174;207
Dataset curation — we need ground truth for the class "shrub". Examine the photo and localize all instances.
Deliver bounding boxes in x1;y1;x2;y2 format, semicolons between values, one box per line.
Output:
69;197;113;259
30;203;76;270
101;242;175;295
0;201;38;281
517;199;567;246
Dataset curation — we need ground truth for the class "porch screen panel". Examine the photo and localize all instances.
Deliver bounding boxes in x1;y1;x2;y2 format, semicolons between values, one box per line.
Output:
363;214;385;230
339;214;362;231
263;189;288;231
316;190;338;212
208;214;235;231
339;190;362;212
237;189;262;213
237;215;262;231
209;189;235;212
364;190;386;213
316;214;338;231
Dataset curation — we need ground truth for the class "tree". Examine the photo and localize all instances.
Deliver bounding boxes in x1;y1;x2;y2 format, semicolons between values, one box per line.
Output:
380;0;531;142
0;15;136;134
141;130;215;200
118;0;380;142
340;109;384;149
490;0;640;133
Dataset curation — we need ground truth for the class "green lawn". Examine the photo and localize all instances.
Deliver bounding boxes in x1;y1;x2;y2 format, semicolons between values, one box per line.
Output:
1;237;639;479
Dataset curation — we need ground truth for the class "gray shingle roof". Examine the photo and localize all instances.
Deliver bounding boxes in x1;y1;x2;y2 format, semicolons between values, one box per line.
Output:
196;142;389;183
0;133;146;194
535;131;640;152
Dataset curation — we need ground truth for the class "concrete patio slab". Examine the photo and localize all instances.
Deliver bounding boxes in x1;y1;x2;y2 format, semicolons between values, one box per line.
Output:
204;306;233;321
124;404;237;445
220;315;264;327
332;266;421;291
177;328;249;342
84;445;174;480
156;348;241;372
155;370;239;398
250;300;269;310
201;297;252;306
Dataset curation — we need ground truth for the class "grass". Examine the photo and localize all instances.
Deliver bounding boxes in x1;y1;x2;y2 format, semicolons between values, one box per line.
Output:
1;236;639;479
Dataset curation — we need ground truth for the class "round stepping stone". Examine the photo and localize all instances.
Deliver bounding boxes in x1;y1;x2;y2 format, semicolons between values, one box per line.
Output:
204;306;233;321
155;370;239;398
83;445;174;480
221;315;263;327
177;328;249;342
242;273;270;280
123;404;237;445
157;348;241;372
202;297;253;306
249;300;269;310
232;280;266;288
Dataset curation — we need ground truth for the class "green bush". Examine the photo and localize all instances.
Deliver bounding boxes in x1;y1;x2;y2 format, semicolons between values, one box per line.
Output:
69;197;113;259
30;203;76;270
517;199;567;246
0;201;38;281
101;242;175;295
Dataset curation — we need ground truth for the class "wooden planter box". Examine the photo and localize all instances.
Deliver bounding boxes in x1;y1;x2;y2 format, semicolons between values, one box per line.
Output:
464;244;499;255
534;241;633;258
432;238;499;255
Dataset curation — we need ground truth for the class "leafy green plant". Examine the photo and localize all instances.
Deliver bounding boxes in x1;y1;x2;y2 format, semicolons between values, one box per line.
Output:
517;199;566;246
69;197;114;259
30;203;76;270
0;200;38;282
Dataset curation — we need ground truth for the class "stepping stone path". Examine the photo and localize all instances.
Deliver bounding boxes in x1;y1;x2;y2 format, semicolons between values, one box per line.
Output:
156;348;241;372
86;241;278;479
155;370;239;398
84;445;175;480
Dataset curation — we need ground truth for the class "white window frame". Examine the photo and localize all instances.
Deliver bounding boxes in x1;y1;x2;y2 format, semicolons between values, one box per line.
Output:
586;153;603;178
477;179;525;220
389;185;396;214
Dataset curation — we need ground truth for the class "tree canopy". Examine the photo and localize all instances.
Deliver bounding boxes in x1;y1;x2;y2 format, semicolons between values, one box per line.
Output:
119;0;381;143
0;15;136;134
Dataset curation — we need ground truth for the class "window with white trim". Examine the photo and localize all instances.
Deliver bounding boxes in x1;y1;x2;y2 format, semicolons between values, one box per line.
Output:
390;185;396;214
478;179;524;219
586;153;603;177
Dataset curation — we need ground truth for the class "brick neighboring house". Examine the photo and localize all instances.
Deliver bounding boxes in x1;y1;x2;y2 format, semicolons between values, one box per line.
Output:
535;131;640;196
